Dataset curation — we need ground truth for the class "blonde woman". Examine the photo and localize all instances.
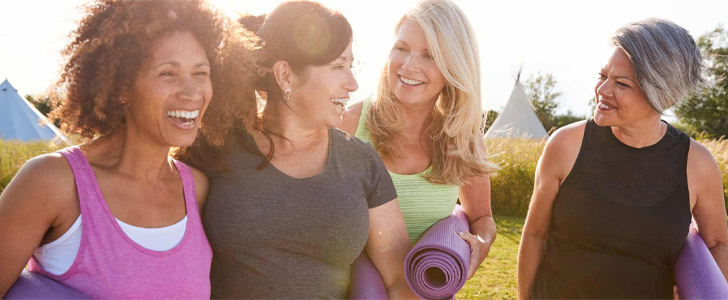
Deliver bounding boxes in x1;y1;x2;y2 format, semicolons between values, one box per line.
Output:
340;0;498;279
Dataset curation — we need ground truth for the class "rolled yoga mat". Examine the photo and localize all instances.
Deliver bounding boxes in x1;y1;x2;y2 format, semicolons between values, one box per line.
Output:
5;270;89;299
349;251;389;299
674;225;728;299
405;205;470;299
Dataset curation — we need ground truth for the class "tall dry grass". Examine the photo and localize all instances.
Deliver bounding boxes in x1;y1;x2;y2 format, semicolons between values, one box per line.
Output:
0;140;62;193
486;137;545;216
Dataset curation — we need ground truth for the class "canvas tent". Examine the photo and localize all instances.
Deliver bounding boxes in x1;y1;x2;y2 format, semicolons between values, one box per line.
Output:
485;80;548;139
0;79;66;142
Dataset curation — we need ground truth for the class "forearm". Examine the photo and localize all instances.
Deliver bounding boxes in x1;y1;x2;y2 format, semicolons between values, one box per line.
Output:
709;243;728;283
517;234;546;299
469;215;497;249
386;277;418;299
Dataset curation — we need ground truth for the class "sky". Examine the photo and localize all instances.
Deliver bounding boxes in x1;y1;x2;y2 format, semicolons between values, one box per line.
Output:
1;0;726;118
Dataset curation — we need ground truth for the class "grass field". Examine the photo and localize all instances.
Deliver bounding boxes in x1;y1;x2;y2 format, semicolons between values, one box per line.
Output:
458;215;524;299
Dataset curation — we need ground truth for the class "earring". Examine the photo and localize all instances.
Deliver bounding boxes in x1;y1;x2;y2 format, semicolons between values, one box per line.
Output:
284;88;292;102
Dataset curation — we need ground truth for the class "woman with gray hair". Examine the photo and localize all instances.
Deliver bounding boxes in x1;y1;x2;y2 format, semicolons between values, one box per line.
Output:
517;18;728;299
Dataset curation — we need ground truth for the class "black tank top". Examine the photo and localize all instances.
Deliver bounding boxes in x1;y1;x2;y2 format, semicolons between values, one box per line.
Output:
533;119;691;299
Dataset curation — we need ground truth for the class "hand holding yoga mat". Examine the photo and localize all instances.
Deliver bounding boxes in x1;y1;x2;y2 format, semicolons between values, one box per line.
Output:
674;225;728;299
4;270;89;299
349;251;389;300
405;205;471;299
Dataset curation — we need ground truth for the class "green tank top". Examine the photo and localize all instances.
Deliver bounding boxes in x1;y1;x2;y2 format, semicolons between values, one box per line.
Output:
355;99;460;243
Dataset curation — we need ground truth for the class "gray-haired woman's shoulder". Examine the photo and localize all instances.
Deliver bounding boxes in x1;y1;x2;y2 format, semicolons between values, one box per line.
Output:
546;120;587;149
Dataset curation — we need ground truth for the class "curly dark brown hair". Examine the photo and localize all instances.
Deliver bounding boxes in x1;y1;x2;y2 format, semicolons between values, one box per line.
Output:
51;0;261;145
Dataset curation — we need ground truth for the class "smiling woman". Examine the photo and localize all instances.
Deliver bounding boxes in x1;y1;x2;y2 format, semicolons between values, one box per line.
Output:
518;19;728;299
179;1;416;298
0;0;259;298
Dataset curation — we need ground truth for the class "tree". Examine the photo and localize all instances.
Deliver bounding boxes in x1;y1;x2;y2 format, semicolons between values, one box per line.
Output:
524;72;563;132
675;25;728;139
25;94;60;128
483;110;499;133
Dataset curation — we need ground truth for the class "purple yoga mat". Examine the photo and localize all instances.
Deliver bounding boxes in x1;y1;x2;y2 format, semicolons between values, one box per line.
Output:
674;225;728;299
405;205;471;299
5;270;89;299
349;251;389;299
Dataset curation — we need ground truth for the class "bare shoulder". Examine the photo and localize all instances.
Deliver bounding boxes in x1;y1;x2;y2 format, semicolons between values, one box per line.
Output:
687;139;721;190
0;152;77;223
339;100;364;136
687;139;719;170
539;120;587;182
187;166;209;212
546;120;586;149
5;152;76;201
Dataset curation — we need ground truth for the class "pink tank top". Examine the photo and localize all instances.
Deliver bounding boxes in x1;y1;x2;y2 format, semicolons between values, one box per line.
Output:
28;147;212;299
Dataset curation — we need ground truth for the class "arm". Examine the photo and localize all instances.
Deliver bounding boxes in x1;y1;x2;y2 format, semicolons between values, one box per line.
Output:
366;199;418;299
0;154;76;296
517;122;583;299
458;174;497;279
687;140;728;282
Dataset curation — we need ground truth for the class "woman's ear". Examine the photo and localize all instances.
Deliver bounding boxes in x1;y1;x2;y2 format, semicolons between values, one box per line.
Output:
272;60;293;91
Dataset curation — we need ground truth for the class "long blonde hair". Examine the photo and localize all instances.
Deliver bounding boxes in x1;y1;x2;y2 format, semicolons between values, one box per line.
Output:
366;0;498;185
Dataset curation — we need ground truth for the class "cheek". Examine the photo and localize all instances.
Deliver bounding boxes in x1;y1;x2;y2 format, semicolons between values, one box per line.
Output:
427;65;446;90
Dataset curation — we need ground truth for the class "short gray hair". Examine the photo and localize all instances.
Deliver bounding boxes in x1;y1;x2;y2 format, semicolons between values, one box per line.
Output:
612;18;705;113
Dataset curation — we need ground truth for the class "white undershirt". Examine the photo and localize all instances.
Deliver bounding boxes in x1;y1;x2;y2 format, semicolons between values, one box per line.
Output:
33;215;187;275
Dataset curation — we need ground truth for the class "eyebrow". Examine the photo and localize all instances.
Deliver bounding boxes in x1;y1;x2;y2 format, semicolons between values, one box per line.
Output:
153;61;210;69
334;55;354;63
600;69;636;81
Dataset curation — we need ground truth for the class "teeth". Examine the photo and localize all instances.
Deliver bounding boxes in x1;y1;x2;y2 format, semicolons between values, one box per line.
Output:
331;98;349;106
166;109;199;120
400;76;424;86
599;103;612;110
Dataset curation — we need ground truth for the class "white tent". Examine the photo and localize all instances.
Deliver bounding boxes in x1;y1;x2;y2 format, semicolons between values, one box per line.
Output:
485;80;548;139
0;79;67;142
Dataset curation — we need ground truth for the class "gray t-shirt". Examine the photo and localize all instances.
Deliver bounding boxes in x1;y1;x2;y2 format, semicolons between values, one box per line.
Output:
202;128;397;299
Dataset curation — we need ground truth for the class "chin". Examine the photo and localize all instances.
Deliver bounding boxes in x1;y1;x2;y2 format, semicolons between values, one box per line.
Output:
592;112;615;127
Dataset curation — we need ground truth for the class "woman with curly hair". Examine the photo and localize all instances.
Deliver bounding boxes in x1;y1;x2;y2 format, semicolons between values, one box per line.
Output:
340;0;498;279
181;1;416;298
0;0;257;298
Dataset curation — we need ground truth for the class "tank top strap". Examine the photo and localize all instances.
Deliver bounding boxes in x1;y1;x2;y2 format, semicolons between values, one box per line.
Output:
172;160;203;226
354;98;373;143
56;146;104;217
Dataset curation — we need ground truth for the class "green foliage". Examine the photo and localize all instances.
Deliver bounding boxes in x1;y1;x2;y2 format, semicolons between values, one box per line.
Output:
524;72;561;132
524;72;586;133
675;25;728;139
0;140;60;193
25;94;61;128
483;110;499;133
486;137;545;216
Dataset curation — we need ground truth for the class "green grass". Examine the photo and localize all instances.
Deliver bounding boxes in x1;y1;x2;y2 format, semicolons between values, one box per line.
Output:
458;215;524;299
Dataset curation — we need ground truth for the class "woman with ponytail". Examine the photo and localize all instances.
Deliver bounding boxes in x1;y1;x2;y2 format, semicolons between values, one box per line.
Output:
183;1;416;298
